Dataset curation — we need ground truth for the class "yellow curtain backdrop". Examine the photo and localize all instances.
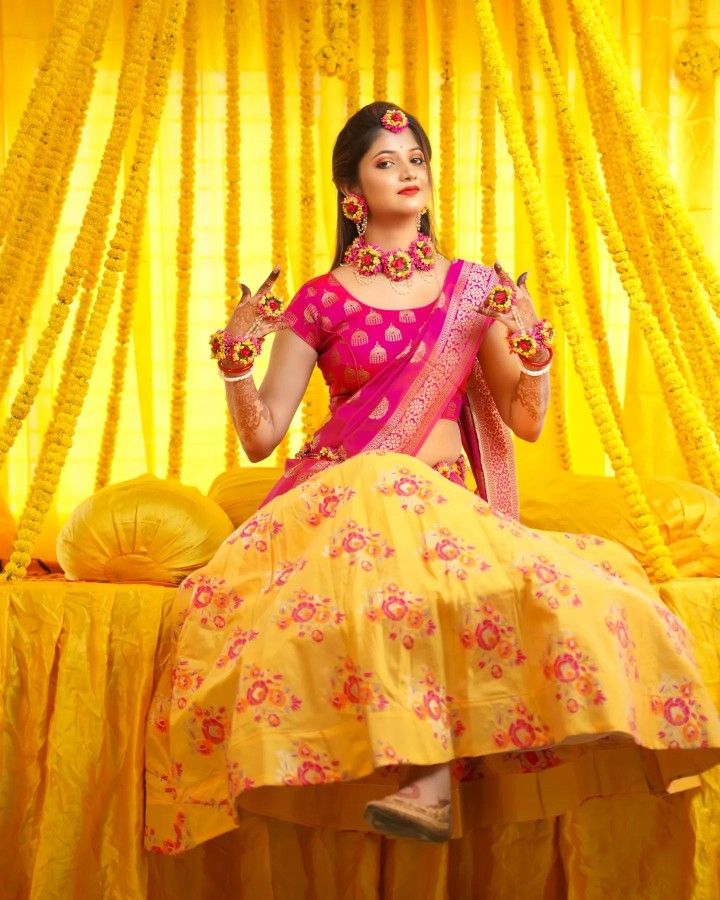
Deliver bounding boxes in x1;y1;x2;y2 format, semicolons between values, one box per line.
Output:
0;0;718;551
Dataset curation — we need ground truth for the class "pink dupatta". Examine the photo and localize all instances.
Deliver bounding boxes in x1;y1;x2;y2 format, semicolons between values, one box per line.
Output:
261;260;519;518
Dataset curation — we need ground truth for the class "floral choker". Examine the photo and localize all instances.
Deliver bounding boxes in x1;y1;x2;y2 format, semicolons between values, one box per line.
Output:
342;233;436;282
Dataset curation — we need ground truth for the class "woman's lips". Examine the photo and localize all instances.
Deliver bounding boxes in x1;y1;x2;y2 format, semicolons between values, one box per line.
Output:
398;187;420;195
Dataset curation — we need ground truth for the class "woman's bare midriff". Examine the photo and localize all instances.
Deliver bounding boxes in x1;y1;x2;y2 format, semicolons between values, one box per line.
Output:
416;418;464;468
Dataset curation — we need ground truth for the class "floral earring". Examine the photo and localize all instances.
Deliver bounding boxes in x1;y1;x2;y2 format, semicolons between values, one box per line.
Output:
341;192;368;235
416;206;428;232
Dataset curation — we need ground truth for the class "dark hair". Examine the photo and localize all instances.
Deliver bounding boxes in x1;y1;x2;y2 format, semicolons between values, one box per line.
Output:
330;101;435;270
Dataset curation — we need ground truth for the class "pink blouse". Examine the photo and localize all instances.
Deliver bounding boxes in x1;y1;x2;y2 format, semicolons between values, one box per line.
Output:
284;271;466;421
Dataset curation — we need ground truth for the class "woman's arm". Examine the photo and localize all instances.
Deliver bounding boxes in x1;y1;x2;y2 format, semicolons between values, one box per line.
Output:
476;266;551;442
224;329;317;462
477;320;549;442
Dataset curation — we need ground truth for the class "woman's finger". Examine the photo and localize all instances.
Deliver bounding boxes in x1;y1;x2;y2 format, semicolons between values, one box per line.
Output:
253;266;281;300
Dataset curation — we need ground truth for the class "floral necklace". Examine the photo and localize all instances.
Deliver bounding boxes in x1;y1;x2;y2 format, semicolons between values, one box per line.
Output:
342;232;436;283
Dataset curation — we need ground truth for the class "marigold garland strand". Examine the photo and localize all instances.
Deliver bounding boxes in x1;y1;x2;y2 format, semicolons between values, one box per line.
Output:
579;31;720;447
298;0;324;445
1;0;186;582
317;0;348;78
0;0;113;401
577;12;720;431
264;0;290;464
346;1;361;115
0;0;159;477
579;43;709;485
402;0;418;113
479;63;496;264
533;0;624;431
166;0;198;479
439;0;456;257
530;0;720;491
0;0;91;245
94;184;148;490
474;0;677;583
372;0;390;100
569;0;720;324
224;0;241;468
514;3;539;172
511;0;572;469
675;0;720;91
560;0;720;487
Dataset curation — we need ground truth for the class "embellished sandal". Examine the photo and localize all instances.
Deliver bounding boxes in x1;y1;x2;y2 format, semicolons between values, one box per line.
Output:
363;795;452;843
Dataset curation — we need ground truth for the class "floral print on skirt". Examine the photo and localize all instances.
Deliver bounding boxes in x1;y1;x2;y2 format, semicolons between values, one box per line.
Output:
144;452;720;855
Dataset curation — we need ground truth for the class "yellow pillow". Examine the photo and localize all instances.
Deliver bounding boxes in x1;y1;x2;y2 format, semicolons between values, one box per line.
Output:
519;472;720;578
208;466;282;527
57;475;233;584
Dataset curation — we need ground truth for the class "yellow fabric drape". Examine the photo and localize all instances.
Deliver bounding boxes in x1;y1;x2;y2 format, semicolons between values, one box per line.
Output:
1;578;719;898
0;0;718;527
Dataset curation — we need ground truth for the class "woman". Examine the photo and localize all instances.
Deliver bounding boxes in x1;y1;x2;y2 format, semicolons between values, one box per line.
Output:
145;102;720;853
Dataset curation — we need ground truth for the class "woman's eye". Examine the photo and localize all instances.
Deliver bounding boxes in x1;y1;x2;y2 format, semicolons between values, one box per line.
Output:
377;160;392;168
412;157;425;165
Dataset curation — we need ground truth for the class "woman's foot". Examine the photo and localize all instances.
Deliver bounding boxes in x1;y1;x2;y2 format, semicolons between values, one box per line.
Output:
364;764;452;842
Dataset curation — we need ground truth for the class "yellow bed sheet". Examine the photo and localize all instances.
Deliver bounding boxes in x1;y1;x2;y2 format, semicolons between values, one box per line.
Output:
1;577;719;900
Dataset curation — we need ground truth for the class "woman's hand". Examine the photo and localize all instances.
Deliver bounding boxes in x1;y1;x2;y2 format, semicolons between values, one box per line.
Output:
478;262;538;332
225;266;287;341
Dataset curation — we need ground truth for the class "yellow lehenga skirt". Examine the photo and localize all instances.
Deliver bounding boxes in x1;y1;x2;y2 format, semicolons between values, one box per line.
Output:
144;452;720;855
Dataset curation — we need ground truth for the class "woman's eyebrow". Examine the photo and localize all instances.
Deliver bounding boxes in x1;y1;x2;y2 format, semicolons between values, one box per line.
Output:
372;146;423;159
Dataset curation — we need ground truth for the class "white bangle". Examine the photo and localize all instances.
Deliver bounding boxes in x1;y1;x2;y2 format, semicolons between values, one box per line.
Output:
219;368;254;383
520;361;551;377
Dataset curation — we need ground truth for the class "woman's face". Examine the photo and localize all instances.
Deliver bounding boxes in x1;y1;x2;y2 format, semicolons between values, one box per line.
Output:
352;127;430;224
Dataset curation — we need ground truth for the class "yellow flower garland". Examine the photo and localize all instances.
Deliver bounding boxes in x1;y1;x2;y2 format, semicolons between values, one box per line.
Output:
1;0;186;582
0;0;113;401
512;0;572;470
439;0;456;257
0;0;94;245
298;0;325;445
224;0;241;468
0;0;160;478
583;40;720;445
533;0;624;432
514;2;538;171
372;0;389;100
94;184;148;490
474;0;678;583
567;0;720;439
568;0;720;326
346;0;360;114
167;0;198;480
317;0;348;79
580;46;709;486
403;0;418;113
480;63;496;264
675;0;720;91
539;0;720;493
264;0;290;465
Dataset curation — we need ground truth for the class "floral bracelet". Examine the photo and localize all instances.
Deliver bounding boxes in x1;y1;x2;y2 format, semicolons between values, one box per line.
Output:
507;318;555;360
209;330;264;365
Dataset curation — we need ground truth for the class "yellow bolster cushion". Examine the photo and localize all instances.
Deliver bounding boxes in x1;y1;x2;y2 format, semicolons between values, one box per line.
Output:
56;475;234;584
208;466;282;527
519;472;720;578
